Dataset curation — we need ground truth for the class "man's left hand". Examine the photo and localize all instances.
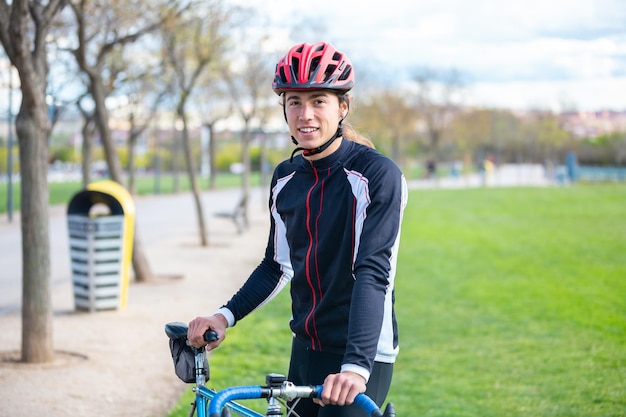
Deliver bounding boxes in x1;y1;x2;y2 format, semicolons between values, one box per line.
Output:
314;371;366;406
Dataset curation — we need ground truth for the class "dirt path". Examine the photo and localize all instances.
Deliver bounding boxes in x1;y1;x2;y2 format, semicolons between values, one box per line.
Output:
0;203;268;417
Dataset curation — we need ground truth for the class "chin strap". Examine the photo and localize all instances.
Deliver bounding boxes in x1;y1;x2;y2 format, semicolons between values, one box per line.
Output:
290;125;343;162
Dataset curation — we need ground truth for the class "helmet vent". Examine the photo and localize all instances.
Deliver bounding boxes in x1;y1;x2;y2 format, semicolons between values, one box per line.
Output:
338;66;352;81
310;57;321;78
292;57;300;78
325;64;337;81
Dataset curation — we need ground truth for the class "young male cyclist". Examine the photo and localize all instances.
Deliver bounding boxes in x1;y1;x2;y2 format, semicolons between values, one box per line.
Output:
188;41;408;417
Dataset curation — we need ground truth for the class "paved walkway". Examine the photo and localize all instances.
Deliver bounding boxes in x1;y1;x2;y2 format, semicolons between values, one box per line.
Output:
0;187;270;417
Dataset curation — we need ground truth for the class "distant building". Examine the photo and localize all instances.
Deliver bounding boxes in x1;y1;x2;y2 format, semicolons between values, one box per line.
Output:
558;110;626;138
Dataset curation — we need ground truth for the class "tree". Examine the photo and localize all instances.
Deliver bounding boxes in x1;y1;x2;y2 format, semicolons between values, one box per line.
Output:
221;28;277;226
350;90;418;168
76;94;97;187
163;0;231;246
522;111;571;164
412;67;465;163
193;65;232;190
0;0;67;363
67;0;184;281
122;76;168;195
448;108;499;173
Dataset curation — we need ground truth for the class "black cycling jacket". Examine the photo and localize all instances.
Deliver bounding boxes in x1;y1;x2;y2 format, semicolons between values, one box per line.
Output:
217;139;407;381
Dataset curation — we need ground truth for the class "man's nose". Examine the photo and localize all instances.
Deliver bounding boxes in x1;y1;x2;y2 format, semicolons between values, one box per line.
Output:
298;103;313;120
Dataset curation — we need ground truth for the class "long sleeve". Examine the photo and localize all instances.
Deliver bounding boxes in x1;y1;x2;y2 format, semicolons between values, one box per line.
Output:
342;155;408;379
221;184;292;325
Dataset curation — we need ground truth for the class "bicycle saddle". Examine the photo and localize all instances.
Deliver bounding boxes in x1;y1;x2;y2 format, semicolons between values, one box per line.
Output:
165;321;189;340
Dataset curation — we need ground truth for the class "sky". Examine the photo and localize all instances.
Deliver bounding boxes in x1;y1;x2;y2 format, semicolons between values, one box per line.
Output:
233;0;626;112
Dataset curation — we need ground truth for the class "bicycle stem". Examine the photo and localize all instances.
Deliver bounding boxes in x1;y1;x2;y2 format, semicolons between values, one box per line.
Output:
194;347;207;386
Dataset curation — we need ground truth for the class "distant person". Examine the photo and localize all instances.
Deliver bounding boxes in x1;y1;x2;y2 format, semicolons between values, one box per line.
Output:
187;41;408;417
483;158;494;186
426;159;436;179
450;160;462;178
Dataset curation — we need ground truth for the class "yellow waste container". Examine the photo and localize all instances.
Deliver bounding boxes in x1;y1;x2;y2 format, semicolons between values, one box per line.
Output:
66;180;135;312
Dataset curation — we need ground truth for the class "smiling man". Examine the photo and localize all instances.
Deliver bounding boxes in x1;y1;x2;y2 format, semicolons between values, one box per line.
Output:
188;42;408;417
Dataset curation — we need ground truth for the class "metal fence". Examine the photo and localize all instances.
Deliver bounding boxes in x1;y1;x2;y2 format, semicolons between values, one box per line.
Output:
574;166;626;182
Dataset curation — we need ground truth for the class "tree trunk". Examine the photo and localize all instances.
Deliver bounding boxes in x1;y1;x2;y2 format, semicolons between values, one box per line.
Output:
80;115;94;187
0;0;68;364
132;232;153;282
180;111;208;246
259;131;269;209
463;151;473;185
91;79;124;184
240;122;251;229
90;75;154;282
207;123;217;190
16;94;54;363
127;129;138;195
172;117;181;193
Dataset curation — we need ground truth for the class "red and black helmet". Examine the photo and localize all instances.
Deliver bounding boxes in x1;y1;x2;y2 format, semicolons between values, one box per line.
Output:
272;42;354;95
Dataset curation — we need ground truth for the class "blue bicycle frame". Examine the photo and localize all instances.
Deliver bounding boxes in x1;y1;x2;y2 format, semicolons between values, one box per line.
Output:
193;385;263;417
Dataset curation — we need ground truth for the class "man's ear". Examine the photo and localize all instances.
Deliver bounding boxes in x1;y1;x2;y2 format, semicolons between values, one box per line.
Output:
340;94;350;118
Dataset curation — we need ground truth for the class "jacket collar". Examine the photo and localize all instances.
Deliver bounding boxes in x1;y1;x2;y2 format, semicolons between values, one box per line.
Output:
302;138;351;170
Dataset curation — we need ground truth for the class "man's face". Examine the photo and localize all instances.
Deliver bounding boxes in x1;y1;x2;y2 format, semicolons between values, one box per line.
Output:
284;90;347;158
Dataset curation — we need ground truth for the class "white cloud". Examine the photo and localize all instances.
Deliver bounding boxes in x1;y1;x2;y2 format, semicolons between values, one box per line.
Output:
467;77;626;111
231;0;626;110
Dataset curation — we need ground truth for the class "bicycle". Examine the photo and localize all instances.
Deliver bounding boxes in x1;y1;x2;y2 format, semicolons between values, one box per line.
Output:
165;321;396;417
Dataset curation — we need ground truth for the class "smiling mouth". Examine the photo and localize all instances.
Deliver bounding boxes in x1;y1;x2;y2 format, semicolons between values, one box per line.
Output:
298;127;318;133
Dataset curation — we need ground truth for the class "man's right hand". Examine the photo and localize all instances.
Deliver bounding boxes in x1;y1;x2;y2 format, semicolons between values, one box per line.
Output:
188;314;228;349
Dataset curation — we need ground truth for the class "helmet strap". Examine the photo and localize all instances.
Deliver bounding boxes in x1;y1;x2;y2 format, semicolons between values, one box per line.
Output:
290;124;343;162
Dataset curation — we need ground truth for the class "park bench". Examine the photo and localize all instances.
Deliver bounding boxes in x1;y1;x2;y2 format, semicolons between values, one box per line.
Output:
214;195;248;234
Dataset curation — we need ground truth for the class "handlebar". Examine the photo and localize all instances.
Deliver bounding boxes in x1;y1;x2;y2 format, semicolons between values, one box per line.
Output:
164;322;396;417
208;382;395;417
204;329;219;342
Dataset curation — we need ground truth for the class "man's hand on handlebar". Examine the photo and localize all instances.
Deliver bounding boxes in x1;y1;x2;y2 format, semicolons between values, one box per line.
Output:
188;314;228;349
314;371;367;407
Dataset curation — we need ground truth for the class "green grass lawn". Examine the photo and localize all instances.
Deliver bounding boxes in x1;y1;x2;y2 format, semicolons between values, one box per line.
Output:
166;184;625;417
392;184;625;417
165;184;626;417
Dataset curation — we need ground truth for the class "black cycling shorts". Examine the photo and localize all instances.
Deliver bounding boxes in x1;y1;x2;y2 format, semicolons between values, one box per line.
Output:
287;337;393;417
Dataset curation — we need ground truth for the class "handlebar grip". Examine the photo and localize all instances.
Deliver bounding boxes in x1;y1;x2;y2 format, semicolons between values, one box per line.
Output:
314;385;381;417
353;393;381;417
204;330;219;342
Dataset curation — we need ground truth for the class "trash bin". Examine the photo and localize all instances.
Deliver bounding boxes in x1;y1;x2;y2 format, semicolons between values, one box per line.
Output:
67;180;135;312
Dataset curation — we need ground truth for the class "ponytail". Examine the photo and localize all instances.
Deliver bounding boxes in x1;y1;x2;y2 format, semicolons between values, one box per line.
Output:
342;121;375;149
